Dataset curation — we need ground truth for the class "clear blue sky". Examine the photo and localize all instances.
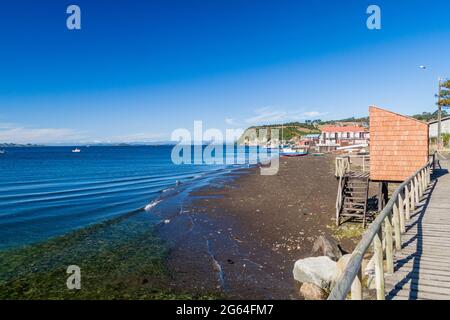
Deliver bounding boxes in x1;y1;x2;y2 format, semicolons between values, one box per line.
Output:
1;0;449;144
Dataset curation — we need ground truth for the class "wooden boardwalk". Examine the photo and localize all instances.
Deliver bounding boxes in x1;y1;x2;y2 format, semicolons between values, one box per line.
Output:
386;160;450;300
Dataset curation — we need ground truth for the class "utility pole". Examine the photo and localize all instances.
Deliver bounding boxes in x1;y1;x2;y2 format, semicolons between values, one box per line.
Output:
438;78;443;150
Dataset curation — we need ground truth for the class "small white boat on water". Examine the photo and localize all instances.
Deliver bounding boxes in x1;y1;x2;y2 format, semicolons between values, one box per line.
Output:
72;148;81;153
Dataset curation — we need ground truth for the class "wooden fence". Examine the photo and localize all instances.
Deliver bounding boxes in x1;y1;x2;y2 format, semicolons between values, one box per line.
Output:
335;155;370;178
328;154;435;300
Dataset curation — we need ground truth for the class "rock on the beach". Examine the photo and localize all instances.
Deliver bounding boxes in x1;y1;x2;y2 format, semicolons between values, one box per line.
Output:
299;282;328;300
311;235;343;262
293;256;337;289
363;253;377;289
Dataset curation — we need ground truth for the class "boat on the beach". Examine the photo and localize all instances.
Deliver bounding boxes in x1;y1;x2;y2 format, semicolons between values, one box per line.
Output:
280;147;308;157
72;148;81;153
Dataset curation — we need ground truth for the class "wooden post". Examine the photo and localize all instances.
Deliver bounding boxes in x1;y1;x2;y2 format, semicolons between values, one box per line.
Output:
398;193;405;233
404;184;410;220
421;170;426;193
336;176;343;226
423;169;428;190
378;182;389;212
384;215;394;274
418;172;423;198
410;180;415;212
414;176;419;203
373;229;385;300
377;182;383;212
351;267;363;300
392;203;402;251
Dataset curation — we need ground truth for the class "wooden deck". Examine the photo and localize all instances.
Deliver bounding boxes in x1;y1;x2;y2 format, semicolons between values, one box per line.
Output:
386;160;450;300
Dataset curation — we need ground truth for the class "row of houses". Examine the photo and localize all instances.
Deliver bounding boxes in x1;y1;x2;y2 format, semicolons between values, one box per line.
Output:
296;125;370;151
295;115;450;151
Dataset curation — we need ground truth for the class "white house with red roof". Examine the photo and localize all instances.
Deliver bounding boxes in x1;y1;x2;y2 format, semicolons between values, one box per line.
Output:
319;125;369;148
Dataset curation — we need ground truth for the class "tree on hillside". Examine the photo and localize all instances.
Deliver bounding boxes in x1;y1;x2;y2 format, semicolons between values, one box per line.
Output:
412;110;448;122
437;79;450;148
438;79;450;109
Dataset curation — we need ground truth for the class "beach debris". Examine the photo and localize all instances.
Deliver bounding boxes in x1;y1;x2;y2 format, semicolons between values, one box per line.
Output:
299;282;328;300
311;235;343;262
293;256;337;290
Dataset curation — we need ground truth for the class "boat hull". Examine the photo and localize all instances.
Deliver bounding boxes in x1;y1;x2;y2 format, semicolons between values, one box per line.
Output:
280;152;308;157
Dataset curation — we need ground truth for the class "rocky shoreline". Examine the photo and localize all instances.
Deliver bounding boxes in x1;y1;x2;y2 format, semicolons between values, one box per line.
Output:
157;154;365;299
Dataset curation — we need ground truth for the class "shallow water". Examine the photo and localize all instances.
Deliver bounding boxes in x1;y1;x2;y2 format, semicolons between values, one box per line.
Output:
0;145;270;250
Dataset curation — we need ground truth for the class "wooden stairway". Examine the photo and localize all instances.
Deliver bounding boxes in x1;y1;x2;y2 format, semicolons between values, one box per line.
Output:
336;172;370;227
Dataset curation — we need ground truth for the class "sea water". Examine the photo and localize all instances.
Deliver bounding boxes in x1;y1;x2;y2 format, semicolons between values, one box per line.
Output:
0;145;270;250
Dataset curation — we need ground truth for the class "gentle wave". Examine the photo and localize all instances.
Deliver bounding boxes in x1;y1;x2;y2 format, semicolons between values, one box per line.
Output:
144;199;162;211
0;146;253;250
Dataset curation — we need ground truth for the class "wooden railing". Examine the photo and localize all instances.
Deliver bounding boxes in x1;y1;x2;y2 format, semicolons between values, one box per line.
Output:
335;175;346;222
335;157;350;177
328;154;435;300
335;155;370;178
335;155;370;225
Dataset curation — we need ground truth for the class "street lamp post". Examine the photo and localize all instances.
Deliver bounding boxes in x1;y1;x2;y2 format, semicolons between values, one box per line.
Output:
438;78;443;150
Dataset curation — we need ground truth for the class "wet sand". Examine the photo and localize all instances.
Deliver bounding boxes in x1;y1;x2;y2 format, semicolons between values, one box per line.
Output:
155;155;358;299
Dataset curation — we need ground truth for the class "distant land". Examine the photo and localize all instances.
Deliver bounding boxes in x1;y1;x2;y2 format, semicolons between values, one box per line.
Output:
0;143;41;148
0;142;177;147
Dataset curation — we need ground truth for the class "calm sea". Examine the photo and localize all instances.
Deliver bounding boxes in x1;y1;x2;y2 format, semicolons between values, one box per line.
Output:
0;145;268;250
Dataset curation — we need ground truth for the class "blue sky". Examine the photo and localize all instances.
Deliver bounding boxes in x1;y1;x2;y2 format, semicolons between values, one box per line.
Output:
1;0;450;144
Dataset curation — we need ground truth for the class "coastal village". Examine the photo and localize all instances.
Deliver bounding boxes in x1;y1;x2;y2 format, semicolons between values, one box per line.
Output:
236;101;450;300
2;106;450;301
3;0;450;307
240;118;370;153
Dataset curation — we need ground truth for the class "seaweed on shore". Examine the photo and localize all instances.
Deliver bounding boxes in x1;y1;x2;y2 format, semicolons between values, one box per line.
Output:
0;211;218;300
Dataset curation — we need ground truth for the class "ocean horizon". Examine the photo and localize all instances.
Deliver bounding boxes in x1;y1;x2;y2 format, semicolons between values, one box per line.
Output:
0;145;271;250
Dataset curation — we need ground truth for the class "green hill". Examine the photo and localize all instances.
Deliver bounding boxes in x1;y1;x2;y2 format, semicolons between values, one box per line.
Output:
238;122;320;144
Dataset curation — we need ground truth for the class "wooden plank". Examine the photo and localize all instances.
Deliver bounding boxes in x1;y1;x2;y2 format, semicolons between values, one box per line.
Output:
388;290;449;300
364;161;450;300
399;249;450;258
391;265;450;277
386;281;450;296
386;278;450;290
389;270;450;283
395;253;450;263
394;261;450;271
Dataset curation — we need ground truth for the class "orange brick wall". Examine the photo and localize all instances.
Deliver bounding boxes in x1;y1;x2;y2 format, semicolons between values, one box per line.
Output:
370;106;429;182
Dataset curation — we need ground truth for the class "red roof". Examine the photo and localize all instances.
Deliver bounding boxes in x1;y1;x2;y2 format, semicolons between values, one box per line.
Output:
321;126;366;133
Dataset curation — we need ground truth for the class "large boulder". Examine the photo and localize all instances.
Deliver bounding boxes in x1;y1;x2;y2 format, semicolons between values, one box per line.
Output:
311;235;343;262
299;282;328;300
293;256;337;289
